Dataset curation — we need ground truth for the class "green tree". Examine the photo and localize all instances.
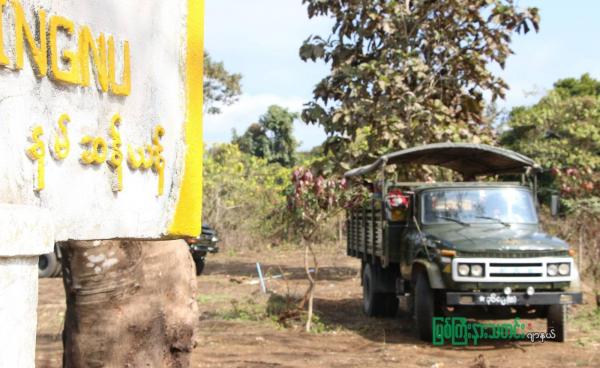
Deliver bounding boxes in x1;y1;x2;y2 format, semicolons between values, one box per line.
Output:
233;123;271;159
204;51;242;114
554;73;600;98
234;105;299;167
299;0;539;172
501;80;600;200
203;143;292;245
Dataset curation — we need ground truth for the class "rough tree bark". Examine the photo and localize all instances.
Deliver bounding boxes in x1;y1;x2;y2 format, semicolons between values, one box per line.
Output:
60;239;198;367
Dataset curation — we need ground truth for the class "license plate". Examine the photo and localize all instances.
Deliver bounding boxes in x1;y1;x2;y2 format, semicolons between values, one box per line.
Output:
478;293;518;306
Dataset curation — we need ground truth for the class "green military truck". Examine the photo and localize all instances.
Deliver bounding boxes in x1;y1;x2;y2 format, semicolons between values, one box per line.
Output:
345;143;582;342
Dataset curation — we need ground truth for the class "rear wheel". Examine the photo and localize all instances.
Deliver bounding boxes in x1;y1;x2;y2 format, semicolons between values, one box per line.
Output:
38;252;59;278
547;304;567;342
362;263;398;318
414;271;435;342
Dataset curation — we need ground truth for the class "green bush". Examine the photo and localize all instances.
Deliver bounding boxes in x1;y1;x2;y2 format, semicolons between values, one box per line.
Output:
202;143;292;249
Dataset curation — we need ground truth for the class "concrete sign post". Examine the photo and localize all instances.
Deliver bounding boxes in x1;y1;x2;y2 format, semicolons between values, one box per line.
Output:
0;0;203;366
0;205;53;367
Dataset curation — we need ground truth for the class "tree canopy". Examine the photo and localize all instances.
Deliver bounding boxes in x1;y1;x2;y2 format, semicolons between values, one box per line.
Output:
204;51;242;114
299;0;539;172
554;73;600;98
501;74;600;200
233;105;299;167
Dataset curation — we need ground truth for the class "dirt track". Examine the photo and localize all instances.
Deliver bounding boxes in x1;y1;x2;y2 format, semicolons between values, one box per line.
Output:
36;247;600;367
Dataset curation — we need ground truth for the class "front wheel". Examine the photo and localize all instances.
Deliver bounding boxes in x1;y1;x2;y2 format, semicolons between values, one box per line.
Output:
414;272;435;342
193;257;206;276
547;304;567;342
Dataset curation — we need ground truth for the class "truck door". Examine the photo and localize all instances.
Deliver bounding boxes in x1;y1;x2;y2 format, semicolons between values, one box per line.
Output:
384;188;413;270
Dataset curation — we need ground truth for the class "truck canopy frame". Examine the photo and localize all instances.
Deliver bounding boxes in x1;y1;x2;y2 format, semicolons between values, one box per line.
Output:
344;143;540;178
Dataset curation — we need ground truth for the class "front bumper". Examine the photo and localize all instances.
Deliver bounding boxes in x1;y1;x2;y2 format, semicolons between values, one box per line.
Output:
447;291;583;306
190;244;219;254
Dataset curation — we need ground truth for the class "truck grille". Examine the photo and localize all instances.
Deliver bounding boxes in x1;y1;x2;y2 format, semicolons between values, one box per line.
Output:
488;261;544;278
451;257;574;283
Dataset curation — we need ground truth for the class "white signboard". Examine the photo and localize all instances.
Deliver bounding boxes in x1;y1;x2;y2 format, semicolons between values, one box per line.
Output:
0;0;204;242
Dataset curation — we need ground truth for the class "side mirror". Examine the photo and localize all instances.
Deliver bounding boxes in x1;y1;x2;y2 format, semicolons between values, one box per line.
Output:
550;194;560;218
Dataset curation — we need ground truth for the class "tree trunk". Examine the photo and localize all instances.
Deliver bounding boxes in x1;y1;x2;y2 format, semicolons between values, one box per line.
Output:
60;239;198;367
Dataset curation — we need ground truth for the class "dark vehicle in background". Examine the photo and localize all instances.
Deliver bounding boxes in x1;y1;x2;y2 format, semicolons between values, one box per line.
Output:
39;244;61;278
345;143;582;343
186;224;219;275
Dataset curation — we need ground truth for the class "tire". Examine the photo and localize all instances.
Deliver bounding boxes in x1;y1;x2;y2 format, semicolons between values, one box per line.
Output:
362;263;398;318
414;271;435;342
379;294;399;318
50;263;62;277
193;257;205;276
52;245;63;277
39;252;59;278
547;304;567;342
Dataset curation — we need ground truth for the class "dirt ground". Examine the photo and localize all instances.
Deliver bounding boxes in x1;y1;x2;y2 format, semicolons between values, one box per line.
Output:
36;247;600;368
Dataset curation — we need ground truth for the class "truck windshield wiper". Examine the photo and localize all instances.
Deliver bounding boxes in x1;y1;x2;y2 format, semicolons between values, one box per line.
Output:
474;216;511;227
434;215;470;227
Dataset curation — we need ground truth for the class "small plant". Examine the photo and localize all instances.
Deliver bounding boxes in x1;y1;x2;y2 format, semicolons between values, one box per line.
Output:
212;291;334;333
284;166;368;331
220;297;269;322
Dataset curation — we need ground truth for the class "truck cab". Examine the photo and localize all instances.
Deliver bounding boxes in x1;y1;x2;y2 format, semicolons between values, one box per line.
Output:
345;143;582;343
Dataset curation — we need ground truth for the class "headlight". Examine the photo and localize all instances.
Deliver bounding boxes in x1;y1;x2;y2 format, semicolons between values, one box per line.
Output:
547;264;558;276
470;264;484;277
211;236;218;242
558;263;570;276
458;264;470;276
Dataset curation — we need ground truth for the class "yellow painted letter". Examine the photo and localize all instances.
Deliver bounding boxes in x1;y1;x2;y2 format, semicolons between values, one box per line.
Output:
26;126;45;191
13;0;47;76
49;15;80;85
108;114;123;192
79;26;108;92
0;0;10;66
51;113;70;160
108;36;131;96
151;125;165;196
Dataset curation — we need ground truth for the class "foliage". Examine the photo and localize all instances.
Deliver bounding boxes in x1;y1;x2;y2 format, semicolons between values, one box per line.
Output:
233;123;272;159
554;73;600;98
299;0;539;172
202;143;292;247
215;292;331;332
540;207;599;281
283;167;359;332
204;51;242;114
501;79;600;200
233;105;299;167
562;197;600;216
285;167;368;241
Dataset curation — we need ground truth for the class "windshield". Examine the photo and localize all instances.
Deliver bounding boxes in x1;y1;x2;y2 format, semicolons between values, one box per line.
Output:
421;188;538;225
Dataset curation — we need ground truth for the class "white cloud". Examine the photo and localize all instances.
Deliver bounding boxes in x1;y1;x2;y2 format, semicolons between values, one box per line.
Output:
203;94;326;151
203;1;331;151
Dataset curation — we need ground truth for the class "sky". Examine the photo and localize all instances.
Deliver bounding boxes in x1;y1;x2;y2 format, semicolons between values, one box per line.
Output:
204;1;600;150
